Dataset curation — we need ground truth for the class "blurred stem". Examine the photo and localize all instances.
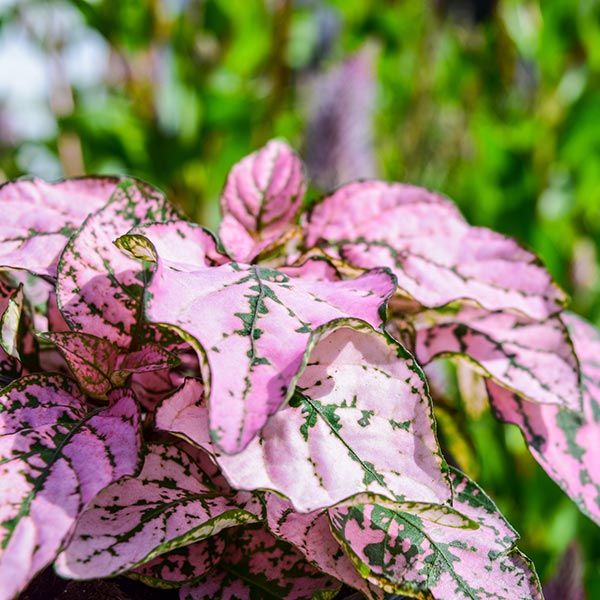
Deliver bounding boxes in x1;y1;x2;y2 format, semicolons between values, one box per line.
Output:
264;0;293;143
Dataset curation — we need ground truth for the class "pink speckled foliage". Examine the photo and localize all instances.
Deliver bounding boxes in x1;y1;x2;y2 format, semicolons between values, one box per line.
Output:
0;140;595;599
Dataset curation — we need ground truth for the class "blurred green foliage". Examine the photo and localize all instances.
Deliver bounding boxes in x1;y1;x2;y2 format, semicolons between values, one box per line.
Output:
2;0;600;595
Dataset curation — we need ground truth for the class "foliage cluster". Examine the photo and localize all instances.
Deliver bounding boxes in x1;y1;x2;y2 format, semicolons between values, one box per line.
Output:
1;141;599;599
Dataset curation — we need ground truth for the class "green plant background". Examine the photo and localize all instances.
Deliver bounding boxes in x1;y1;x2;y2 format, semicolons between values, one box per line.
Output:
1;0;600;595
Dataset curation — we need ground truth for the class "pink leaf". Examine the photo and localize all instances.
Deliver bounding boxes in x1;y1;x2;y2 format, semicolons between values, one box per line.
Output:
129;536;226;588
0;375;142;600
219;140;305;262
40;332;178;400
264;493;383;599
488;312;600;525
414;306;581;410
180;525;340;600
55;443;259;580
0;177;119;277
57;179;179;348
123;222;396;454
304;181;565;319
157;327;450;511
329;469;542;599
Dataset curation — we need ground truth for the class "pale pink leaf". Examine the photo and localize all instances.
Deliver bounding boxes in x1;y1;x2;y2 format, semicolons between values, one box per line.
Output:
219;140;305;262
55;443;259;580
129;536;226;588
0;177;119;277
0;375;142;600
57;179;179;348
40;331;178;400
122;222;396;453
329;469;542;599
414;306;581;410
180;525;340;600
157;326;450;511
264;493;383;599
304;181;565;319
0;282;24;384
488;312;600;525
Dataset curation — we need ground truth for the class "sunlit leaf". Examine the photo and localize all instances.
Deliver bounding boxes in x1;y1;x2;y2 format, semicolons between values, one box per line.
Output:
0;374;142;600
219;140;305;262
57;179;179;348
488;312;600;525
55;443;259;580
329;469;542;599
122;221;396;454
304;181;566;319
0;178;119;277
157;326;450;511
414;306;581;410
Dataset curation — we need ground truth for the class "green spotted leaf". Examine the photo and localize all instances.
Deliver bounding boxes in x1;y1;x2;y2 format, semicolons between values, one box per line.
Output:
40;331;178;400
55;443;259;580
121;221;396;454
329;469;542;599
0;374;142;600
489;312;600;525
156;325;451;512
180;525;340;600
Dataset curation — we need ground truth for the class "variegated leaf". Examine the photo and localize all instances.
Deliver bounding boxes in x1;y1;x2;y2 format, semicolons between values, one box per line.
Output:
55;443;259;580
264;493;384;599
121;222;396;454
329;469;542;599
129;536;226;588
57;179;179;348
304;181;565;319
488;311;600;525
180;525;340;600
0;282;24;384
157;326;450;511
40;331;178;400
414;306;581;410
219;140;305;262
0;177;119;277
0;374;142;600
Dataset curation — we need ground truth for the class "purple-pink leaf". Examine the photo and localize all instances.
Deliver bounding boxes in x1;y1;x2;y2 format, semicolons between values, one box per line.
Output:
0;375;141;600
129;536;226;588
329;469;542;599
122;222;396;454
180;525;340;600
40;331;178;400
264;493;383;599
414;306;581;410
304;181;566;319
157;326;450;511
55;443;259;580
488;312;600;525
219;140;305;262
0;177;119;277
57;179;179;348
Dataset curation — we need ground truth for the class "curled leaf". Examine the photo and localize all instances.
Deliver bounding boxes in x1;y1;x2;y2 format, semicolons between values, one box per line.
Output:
304;181;565;319
0;375;142;600
57;179;178;348
414;307;581;410
219;140;305;262
55;443;259;580
129;536;226;588
40;331;178;400
264;493;384;599
180;525;340;600
0;177;119;277
157;326;451;511
124;221;396;454
488;312;600;525
329;469;542;599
